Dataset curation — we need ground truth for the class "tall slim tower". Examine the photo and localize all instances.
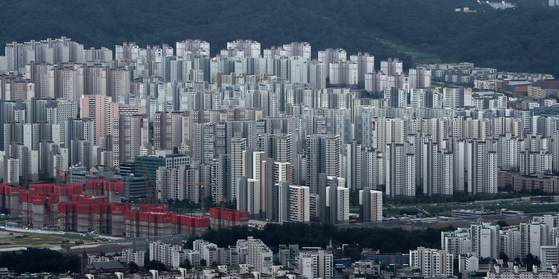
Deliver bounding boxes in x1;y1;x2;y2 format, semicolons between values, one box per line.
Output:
305;134;340;195
81;250;87;275
80;95;117;146
230;137;247;202
360;188;383;222
288;185;310;222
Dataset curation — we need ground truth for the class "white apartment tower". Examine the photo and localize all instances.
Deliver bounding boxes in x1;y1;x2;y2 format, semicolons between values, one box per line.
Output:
386;143;416;197
327;180;349;224
520;222;550;260
380;58;403;76
246;237;273;273
410;247;453;278
230;137;247;202
466;140;498;195
470;222;500;259
298;248;333;279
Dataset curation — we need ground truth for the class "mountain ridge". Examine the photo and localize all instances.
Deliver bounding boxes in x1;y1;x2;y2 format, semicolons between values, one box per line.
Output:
1;0;558;75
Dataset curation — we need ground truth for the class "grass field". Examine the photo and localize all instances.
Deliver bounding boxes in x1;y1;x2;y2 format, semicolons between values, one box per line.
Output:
383;40;443;65
0;229;96;250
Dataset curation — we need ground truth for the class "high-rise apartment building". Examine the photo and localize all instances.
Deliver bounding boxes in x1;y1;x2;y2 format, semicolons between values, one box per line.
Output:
229;137;247;202
520;222;550;260
154;111;184;150
359;188;383;222
470;222;500;259
298;248;333;279
80;95;118;146
410;247;453;278
112;114;149;166
305;134;340;195
326;177;349;224
246;236;273;273
288;185;310;222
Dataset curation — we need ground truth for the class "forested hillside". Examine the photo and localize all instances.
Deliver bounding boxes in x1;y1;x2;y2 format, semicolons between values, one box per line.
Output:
1;0;559;75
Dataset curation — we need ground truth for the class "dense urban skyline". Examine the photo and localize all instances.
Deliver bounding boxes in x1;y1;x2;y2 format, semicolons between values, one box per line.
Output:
0;36;558;224
1;34;559;278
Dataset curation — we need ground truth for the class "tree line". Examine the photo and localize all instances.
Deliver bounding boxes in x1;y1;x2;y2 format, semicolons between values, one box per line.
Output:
188;222;446;253
0;248;80;274
0;224;449;274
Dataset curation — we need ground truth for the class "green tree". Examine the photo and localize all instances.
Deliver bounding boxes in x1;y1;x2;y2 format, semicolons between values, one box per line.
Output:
184;235;201;250
201;222;446;253
523;254;541;271
0;248;80;274
499;252;509;263
180;259;192;269
129;262;140;274
144;260;167;271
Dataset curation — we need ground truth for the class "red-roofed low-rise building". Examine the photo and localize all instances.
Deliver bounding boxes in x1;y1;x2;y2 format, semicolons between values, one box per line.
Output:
209;208;249;229
85;179;123;202
19;183;84;228
3;184;23;216
0;184;4;210
139;204;169;213
110;203;131;236
30;194;59;228
1;180;210;237
71;194;110;204
59;201;77;231
125;210;209;238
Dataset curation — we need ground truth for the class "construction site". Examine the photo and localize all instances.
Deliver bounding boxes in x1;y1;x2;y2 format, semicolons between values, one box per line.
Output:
0;178;249;238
